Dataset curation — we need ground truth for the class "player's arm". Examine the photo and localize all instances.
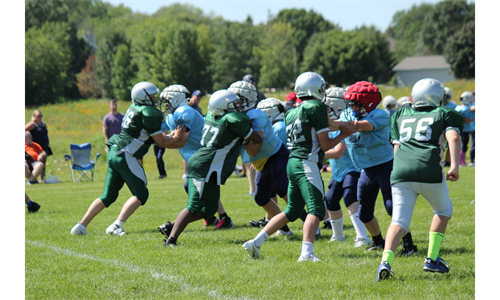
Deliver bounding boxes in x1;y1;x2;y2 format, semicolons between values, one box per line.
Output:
319;122;356;152
242;130;264;157
152;125;187;148
165;130;190;149
445;129;460;181
329;119;374;132
324;142;346;159
393;143;399;155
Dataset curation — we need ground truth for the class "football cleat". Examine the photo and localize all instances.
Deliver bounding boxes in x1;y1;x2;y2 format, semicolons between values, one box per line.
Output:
365;241;384;252
70;223;88;235
297;253;321;262
423;256;450;273
202;216;219;228
106;223;126;236
354;237;372;248
27;201;41;213
322;219;332;229
397;244;418;257
163;238;177;247
158;221;173;238
376;261;394;282
328;235;346;243
273;229;294;236
214;218;234;230
243;239;260;259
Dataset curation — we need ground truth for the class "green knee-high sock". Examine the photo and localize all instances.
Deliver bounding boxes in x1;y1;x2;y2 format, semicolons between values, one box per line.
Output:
428;232;445;261
381;250;394;266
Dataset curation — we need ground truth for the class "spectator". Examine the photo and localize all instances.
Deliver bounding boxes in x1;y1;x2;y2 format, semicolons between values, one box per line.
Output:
25;152;42;212
25;132;47;184
103;99;124;146
188;90;204;116
154;120;169;179
242;74;266;104
25;192;41;213
25;110;52;181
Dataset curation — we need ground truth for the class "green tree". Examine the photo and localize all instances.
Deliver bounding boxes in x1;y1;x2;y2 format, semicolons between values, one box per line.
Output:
301;27;394;86
386;3;435;61
253;22;296;88
111;44;135;100
25;22;73;106
444;21;475;79
272;9;336;68
209;20;262;91
95;31;129;98
422;0;475;54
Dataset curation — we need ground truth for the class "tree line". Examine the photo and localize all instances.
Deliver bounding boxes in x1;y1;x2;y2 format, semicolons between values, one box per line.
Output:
25;0;475;106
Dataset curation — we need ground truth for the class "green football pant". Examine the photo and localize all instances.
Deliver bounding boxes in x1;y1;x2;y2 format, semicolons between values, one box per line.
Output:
284;158;325;221
100;146;149;207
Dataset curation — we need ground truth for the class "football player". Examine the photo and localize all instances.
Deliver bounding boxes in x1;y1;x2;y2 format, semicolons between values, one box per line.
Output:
157;84;234;234
163;90;263;246
70;81;187;236
243;72;355;262
382;95;397;116
247;98;293;232
455;91;475;166
322;87;370;248
229;82;294;235
396;96;412;110
376;78;464;281
330;81;417;254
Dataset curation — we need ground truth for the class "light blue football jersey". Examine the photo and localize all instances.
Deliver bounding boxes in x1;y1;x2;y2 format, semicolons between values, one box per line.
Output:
240;108;281;163
455;104;475;132
166;105;205;162
273;120;288;146
328;131;360;182
340;108;394;169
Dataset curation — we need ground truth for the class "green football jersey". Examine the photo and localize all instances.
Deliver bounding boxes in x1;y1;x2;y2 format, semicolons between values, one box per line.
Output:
390;106;464;184
188;110;252;185
285;100;330;165
106;103;164;158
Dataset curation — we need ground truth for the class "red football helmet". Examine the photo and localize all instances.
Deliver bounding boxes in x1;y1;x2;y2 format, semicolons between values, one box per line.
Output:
344;81;382;118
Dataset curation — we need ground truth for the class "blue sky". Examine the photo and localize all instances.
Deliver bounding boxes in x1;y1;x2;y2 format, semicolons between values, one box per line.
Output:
105;0;461;32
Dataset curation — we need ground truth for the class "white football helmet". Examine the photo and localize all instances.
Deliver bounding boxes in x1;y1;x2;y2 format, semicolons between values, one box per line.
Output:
411;78;445;108
257;98;287;123
460;91;474;106
208;90;240;116
382;95;396;109
294;71;326;101
396;96;412;109
322;87;347;119
159;84;190;114
131;81;159;106
228;80;258;112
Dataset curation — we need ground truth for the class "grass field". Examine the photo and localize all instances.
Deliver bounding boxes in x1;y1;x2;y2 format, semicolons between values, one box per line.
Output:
23;82;477;299
25;167;474;299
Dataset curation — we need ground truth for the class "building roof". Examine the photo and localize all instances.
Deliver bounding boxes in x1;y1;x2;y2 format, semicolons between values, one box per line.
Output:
393;55;450;71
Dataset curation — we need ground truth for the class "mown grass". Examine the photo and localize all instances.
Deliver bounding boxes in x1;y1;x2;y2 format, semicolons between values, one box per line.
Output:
25;167;474;299
24;81;476;299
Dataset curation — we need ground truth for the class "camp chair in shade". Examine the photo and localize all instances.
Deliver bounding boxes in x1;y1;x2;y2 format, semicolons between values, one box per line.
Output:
64;143;101;182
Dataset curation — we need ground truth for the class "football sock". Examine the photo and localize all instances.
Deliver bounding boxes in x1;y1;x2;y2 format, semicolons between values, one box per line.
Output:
382;250;395;266
27;200;33;207
254;230;269;248
280;224;291;232
350;212;368;239
428;232;445;261
330;217;344;238
219;213;228;220
402;231;414;247
372;233;385;246
301;241;314;257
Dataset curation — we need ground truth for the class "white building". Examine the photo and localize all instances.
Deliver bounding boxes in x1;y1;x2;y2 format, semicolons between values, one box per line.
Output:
392;55;455;87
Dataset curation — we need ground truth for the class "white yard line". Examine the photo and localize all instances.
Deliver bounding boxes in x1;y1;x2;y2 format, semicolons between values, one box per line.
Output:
26;239;254;300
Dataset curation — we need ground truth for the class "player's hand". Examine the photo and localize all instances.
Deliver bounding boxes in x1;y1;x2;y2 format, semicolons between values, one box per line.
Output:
339;121;356;137
446;167;459;181
173;125;187;139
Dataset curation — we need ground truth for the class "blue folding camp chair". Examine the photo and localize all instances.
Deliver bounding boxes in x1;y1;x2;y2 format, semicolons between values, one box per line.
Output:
64;143;101;182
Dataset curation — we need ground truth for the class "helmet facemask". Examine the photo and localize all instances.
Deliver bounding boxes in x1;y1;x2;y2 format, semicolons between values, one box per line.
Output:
345;100;367;119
